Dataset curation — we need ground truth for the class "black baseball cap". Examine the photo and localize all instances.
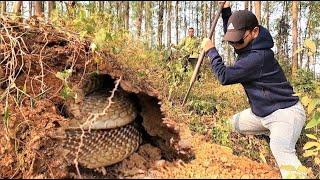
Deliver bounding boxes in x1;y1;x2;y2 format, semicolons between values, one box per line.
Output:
224;10;259;42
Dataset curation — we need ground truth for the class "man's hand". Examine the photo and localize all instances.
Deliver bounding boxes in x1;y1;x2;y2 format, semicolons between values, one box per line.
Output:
218;1;230;8
201;38;215;52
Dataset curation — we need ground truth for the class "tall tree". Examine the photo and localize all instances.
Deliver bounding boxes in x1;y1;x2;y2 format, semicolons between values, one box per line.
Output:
184;1;187;37
1;1;6;14
145;1;153;47
29;1;32;17
196;1;199;36
124;1;129;31
98;1;104;12
13;1;22;17
190;2;194;30
48;1;56;18
298;2;302;68
35;1;43;17
302;2;313;70
167;1;172;47
254;1;261;23
116;2;120;29
136;1;144;36
284;1;290;64
291;1;298;77
175;1;179;44
158;1;164;49
265;1;270;30
201;2;208;37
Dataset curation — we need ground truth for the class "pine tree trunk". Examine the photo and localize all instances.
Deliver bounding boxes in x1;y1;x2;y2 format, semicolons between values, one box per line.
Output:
13;1;22;17
184;1;187;37
284;2;290;64
175;1;179;44
291;1;298;77
116;2;120;30
265;1;270;30
35;1;43;17
158;1;164;49
124;1;129;31
196;2;199;36
201;2;208;37
145;1;152;47
137;2;144;36
98;1;103;12
254;1;261;24
167;1;172;47
298;2;302;68
48;1;56;18
29;1;32;17
302;2;312;70
1;1;6;14
190;2;193;29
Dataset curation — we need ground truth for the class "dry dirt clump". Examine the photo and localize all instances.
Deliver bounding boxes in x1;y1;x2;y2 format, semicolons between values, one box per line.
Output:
0;17;187;178
100;128;280;179
0;17;280;178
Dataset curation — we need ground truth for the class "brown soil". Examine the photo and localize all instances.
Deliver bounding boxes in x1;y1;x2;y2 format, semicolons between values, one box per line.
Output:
0;17;280;179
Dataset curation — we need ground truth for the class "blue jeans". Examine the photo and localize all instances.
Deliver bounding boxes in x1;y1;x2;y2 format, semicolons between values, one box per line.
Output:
230;102;306;178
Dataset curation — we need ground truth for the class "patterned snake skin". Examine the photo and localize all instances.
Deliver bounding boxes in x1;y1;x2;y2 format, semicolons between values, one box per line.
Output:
62;90;143;169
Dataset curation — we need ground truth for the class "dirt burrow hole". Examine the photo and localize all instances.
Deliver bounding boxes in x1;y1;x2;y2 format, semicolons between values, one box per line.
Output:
58;73;193;178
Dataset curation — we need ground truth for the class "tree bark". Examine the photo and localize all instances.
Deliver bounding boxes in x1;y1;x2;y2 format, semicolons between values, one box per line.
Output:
48;1;56;18
254;1;261;24
1;1;6;14
35;1;43;17
29;1;32;17
175;1;179;44
184;1;187;37
201;2;208;37
158;1;164;49
13;1;22;16
167;1;172;47
124;1;129;31
145;1;152;47
298;2;302;68
196;1;199;36
136;1;144;36
98;1;103;12
265;1;270;30
291;1;298;77
302;2;312;70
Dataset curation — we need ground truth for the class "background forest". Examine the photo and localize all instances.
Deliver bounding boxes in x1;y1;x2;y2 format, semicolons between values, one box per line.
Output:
0;1;320;179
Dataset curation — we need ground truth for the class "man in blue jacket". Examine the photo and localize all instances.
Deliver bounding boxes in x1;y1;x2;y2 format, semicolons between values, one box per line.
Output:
202;2;307;178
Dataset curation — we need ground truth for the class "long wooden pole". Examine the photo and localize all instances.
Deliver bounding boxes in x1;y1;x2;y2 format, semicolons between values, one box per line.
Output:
182;1;226;106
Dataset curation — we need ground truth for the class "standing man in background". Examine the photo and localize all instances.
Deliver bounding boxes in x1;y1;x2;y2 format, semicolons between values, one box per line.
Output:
172;27;200;71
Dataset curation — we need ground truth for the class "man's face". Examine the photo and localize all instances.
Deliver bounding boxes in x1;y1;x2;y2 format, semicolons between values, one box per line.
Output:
188;29;194;37
229;27;259;50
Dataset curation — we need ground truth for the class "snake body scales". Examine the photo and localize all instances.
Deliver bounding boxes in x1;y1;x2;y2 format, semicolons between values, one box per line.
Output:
62;90;143;169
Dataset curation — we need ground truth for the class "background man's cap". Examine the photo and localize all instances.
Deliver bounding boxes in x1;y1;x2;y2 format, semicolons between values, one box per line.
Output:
224;10;259;42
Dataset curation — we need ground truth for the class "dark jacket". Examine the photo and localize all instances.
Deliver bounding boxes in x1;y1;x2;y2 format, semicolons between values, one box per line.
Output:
206;7;299;117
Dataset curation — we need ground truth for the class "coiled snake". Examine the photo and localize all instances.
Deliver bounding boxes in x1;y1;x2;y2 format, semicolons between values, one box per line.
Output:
62;90;143;169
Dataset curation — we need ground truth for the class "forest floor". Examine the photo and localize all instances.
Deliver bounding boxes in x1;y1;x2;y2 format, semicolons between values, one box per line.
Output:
0;17;315;179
